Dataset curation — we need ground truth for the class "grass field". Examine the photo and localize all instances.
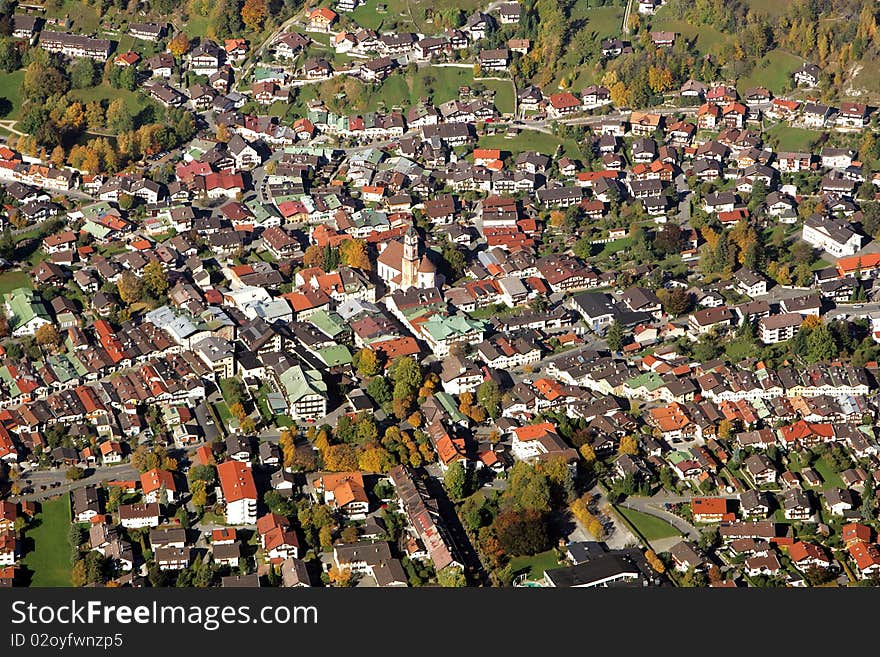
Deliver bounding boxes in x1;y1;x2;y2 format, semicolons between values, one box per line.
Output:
766;124;822;152
44;0;101;33
362;66;515;114
70;84;150;117
0;70;25;120
0;271;33;295
347;0;413;31
23;494;73;587
508;549;561;581
478;129;582;158
737;50;804;95
649;16;731;57
812;456;845;489
617;507;682;541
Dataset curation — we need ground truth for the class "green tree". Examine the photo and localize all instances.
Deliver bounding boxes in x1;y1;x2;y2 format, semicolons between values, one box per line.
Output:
142;261;169;297
70;57;99;89
366;376;392;408
437;567;467;587
506;462;551;513
606;320;624;352
476;379;501;419
805;323;838;363
353;348;380;377
0;38;21;73
493;508;551;556
444;461;470;500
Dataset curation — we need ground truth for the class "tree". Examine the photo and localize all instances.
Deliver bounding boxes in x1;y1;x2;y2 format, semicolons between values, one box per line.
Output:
190;479;208;510
0;39;21;73
71;559;87;587
618;434;638;455
644;549;666;574
493;508;551;555
117;271;142;305
142;261;169;297
327;566;353;587
476;379;501;420
168;32;190;58
50;145;66;167
459;493;492;532
579;443;596;465
353;348;380;377
66;466;85;481
70;57;99;89
506;462;551;513
339;238;370;270
444;461;470;500
357;446;395;473
805;322;838;363
606;320;624;352
366;376;392;407
35;324;61;348
209;0;244;40
241;0;268;29
106;98;133;135
323;444;358;471
437;567;467;587
680;566;707;587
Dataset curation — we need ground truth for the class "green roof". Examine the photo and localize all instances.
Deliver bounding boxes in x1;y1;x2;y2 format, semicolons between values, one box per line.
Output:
279;365;327;403
420;314;484;342
626;372;665;392
81;220;112;240
317;345;352;367
435;391;469;424
308;310;346;339
47;355;77;384
80;201;116;219
67;353;89;377
4;288;50;332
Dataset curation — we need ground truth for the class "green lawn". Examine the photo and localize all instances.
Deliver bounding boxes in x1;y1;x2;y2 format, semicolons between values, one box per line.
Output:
649;16;731;57
812;456;845;489
44;0;101;33
571;2;623;32
724;336;756;362
70;84;150;118
0;271;33;295
766;124;822;152
347;0;412;31
479;130;582;158
595;236;634;259
214;401;233;423
23;494;73;587
0;70;24;120
508;549;561;581
358;66;515;114
737;50;804;95
617;507;682;541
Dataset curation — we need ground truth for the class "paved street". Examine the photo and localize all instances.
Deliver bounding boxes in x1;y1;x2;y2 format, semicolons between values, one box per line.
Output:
12;463;138;503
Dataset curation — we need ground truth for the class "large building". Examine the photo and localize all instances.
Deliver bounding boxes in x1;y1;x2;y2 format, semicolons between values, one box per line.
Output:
217;460;258;525
802;215;862;258
377;226;440;292
38;31;113;61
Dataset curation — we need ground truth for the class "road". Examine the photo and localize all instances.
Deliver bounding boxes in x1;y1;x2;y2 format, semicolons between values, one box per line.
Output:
12;463;138;503
622;0;634;35
618;490;743;548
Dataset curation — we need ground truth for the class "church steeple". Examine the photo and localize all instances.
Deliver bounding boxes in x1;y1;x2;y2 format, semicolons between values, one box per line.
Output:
401;224;419;289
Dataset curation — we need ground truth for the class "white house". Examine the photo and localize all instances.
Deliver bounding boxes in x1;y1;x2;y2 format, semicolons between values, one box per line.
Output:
802;214;862;258
217;460;258;525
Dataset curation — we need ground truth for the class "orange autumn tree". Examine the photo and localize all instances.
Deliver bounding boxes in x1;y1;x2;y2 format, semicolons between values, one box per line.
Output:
168;32;190;58
241;0;268;30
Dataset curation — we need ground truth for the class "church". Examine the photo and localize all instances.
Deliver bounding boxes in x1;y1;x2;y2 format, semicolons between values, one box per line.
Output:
376;225;441;292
